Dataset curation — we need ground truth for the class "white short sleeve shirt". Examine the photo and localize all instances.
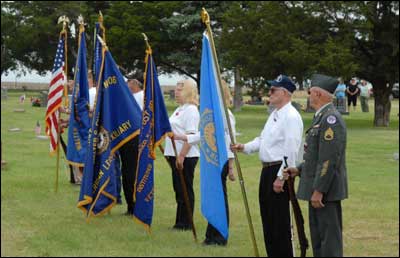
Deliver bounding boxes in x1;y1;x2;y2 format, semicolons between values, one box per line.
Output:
164;104;200;157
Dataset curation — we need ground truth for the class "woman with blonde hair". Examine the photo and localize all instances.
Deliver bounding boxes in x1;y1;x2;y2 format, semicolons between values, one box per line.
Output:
164;79;200;230
174;80;237;245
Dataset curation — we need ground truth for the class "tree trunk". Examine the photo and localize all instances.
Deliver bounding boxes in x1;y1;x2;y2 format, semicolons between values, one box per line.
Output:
233;66;242;112
373;82;391;127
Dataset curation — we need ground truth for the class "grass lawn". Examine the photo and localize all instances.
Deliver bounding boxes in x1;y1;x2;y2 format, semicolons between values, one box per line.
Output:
1;90;399;257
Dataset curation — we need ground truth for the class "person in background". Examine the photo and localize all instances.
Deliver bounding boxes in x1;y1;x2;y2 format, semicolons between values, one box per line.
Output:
359;79;373;112
334;77;347;113
346;78;359;112
127;76;144;110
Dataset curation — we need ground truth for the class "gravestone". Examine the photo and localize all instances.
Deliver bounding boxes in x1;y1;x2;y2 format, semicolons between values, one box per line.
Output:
305;97;315;113
334;97;349;115
40;91;48;107
169;90;175;100
291;101;302;112
1;87;7;100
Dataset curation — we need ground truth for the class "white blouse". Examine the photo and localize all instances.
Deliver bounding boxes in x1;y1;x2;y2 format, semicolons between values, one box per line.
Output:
164;104;200;157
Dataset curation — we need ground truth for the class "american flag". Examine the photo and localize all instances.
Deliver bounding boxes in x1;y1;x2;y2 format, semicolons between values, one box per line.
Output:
45;37;66;154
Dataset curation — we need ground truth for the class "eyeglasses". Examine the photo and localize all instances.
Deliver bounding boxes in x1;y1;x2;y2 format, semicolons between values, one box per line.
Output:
269;87;282;94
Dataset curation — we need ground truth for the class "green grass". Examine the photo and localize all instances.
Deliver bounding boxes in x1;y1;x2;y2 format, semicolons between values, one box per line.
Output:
1;91;399;257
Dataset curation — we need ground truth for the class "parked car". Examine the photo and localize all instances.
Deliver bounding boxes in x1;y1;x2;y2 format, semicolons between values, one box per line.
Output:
392;83;399;98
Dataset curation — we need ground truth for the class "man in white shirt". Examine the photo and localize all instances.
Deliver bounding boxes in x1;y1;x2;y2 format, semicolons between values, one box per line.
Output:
231;74;303;257
127;78;144;111
88;70;97;112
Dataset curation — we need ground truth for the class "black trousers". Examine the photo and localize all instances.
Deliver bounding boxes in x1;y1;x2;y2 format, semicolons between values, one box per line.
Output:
119;136;139;213
167;156;198;228
59;135;75;184
204;161;230;245
259;165;293;257
347;95;357;107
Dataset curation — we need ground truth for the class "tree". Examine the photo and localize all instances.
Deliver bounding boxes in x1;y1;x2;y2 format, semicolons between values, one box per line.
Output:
1;1;88;78
306;1;399;126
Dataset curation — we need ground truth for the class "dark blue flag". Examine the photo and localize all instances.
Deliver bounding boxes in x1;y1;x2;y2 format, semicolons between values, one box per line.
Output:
66;28;90;167
199;33;229;240
133;48;173;230
77;47;142;217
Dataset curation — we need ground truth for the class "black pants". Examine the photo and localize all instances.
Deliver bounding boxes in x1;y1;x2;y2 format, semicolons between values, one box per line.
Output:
119;136;139;213
167;156;198;229
347;95;357;107
259;165;293;257
204;161;230;245
59;135;75;184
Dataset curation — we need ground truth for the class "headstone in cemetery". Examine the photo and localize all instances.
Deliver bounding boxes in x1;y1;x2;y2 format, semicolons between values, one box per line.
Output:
169;89;175;100
305;97;315;113
39;91;48;107
1;87;8;100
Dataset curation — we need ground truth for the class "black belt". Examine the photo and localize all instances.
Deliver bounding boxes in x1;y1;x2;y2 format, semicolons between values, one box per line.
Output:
262;161;282;168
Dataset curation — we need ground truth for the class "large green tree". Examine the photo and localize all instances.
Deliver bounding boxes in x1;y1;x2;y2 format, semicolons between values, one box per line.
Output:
1;1;87;78
305;1;399;126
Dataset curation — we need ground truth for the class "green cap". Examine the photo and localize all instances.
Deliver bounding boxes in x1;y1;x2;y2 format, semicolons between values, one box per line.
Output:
310;74;339;94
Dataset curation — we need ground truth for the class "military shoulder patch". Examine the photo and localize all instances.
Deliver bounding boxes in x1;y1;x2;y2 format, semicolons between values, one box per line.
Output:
327;115;337;124
324;127;334;141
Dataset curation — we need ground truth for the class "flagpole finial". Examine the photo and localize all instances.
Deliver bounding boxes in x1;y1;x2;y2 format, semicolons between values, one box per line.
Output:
201;8;210;25
99;11;103;22
77;14;86;32
142;33;152;54
57;15;70;31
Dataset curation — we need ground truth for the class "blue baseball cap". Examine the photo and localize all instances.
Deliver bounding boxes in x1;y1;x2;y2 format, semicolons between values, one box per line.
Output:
266;74;296;93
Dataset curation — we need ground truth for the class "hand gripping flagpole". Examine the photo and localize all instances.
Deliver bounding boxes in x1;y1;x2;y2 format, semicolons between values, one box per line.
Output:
55;15;69;193
201;8;259;256
142;33;198;242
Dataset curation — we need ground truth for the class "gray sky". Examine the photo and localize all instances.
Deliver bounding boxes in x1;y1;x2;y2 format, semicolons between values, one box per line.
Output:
1;70;186;86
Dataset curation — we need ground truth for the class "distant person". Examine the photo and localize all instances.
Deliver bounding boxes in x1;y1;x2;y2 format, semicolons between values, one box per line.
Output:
88;70;96;112
127;76;144;111
334;77;347;113
346;78;359;112
359;79;373;112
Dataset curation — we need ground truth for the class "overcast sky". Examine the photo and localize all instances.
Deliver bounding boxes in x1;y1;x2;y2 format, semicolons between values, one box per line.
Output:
1;70;186;86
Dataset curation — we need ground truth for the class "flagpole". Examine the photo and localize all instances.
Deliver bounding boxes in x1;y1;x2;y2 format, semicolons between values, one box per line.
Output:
142;33;198;242
55;15;69;193
201;8;259;256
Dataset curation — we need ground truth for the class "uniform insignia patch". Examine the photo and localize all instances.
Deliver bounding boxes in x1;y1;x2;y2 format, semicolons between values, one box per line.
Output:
324;127;334;141
327;115;337;124
321;160;330;177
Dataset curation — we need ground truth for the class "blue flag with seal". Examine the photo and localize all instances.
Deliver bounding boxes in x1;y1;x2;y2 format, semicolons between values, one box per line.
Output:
199;32;229;240
133;48;173;231
77;45;141;217
66;27;90;167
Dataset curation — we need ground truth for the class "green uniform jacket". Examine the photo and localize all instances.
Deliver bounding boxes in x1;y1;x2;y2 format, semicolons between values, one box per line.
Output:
297;103;348;201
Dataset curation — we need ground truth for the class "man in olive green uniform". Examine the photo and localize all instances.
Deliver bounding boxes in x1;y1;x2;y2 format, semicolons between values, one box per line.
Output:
284;74;348;257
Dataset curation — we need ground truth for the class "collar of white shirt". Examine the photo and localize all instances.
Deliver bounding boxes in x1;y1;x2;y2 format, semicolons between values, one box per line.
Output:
273;102;292;121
